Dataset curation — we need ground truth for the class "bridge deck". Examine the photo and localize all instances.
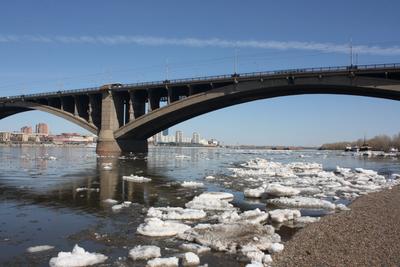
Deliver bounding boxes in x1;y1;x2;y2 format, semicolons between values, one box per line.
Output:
2;63;400;101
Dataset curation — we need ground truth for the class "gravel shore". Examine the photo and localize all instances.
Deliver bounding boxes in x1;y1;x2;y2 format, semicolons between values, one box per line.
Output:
273;185;400;267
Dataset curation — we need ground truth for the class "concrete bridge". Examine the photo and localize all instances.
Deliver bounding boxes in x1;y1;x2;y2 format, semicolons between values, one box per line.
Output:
1;63;400;154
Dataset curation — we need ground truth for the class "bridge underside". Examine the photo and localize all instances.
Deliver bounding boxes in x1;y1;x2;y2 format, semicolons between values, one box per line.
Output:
1;65;400;155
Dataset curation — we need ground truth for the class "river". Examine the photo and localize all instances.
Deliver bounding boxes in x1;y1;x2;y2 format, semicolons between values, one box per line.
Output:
0;146;399;266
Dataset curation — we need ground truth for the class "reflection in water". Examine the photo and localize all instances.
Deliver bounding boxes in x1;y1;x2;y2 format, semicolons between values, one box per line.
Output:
0;146;399;266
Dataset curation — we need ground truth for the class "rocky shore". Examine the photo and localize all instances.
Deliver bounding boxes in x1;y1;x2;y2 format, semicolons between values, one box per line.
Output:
273;185;400;267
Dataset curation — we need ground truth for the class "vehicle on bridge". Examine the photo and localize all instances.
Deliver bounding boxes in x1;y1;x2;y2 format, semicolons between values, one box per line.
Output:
99;83;123;90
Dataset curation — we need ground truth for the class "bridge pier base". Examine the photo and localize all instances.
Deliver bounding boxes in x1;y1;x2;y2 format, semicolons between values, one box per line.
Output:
96;130;148;155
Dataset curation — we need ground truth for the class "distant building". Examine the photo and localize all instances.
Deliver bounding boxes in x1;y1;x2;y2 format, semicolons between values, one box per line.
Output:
35;123;49;135
0;132;11;142
11;133;29;142
162;129;169;136
175;131;183;143
51;133;95;144
21;126;32;134
192;132;200;144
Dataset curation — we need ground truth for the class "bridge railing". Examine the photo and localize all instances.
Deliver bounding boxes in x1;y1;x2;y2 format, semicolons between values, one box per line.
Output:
3;63;400;100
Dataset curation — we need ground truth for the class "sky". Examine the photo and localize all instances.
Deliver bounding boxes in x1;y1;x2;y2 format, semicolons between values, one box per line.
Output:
0;0;400;146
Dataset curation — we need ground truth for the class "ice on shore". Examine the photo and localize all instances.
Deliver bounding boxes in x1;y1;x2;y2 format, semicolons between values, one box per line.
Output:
265;184;300;197
137;218;191;237
269;243;284;254
147;207;207;220
268;196;336;210
146;257;179;267
129;245;161;261
182;181;204;188
240;245;273;265
49;244;107;267
269;209;301;223
185;193;235;211
179;243;211;254
204;175;215;180
123;174;152;183
182;252;200;266
294;216;320;224
27;245;54;253
336;203;351;211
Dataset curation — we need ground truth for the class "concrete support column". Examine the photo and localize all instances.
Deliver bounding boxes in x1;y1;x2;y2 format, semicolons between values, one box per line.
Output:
88;95;93;124
188;85;194;96
96;90;148;155
73;96;79;116
96;90;120;155
167;87;179;104
148;89;160;111
128;91;135;122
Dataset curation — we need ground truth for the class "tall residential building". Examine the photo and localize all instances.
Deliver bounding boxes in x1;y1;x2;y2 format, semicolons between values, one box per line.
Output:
35;123;49;135
162;128;169;136
21;126;32;134
192;132;200;144
175;130;183;143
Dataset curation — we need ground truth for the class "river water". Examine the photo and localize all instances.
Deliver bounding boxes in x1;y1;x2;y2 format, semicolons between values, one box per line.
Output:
1;146;399;266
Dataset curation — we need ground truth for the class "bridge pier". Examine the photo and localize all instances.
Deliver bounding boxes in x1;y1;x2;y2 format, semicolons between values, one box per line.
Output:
96;89;148;155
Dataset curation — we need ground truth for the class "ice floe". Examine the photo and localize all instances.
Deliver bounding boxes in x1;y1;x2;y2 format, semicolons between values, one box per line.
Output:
129;245;161;261
123;174;152;183
179;243;211;254
27;245;54;253
182;252;200;266
102;163;113;171
137;218;191;237
265;184;300;197
178;222;280;253
111;201;132;211
244;188;265;198
147;207;207;220
146;257;179;267
268;196;336;210
102;198;118;204
185;193;235;211
217;209;269;224
75;187;99;192
268;209;301;223
49;244;107;267
181;181;204;188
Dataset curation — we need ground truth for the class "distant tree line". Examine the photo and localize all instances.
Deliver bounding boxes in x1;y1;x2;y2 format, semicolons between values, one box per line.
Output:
319;133;400;152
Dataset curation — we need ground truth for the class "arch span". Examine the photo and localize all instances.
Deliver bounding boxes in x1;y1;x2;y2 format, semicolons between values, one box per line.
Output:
115;75;400;140
0;101;98;134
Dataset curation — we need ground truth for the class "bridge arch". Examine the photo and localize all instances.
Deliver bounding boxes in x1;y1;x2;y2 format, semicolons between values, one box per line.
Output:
115;76;400;140
0;101;98;134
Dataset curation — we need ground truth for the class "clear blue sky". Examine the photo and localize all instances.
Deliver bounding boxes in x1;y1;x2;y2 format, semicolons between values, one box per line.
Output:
0;0;400;146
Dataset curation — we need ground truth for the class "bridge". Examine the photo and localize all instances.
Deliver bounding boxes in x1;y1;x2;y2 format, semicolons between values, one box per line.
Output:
1;63;400;154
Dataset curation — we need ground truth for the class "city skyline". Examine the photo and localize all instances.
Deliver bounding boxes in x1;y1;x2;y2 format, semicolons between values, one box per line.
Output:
0;1;400;146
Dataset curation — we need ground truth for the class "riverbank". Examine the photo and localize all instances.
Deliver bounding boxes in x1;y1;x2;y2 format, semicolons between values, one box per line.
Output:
273;185;400;266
